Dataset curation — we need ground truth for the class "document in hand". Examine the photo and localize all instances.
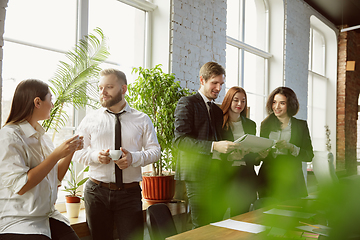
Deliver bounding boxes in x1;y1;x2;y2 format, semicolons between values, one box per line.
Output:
234;134;275;153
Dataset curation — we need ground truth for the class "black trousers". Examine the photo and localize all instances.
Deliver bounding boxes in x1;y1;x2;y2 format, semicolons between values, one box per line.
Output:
185;174;228;229
84;180;144;240
0;218;79;240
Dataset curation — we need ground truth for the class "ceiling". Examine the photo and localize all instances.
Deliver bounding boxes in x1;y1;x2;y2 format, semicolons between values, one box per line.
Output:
304;0;360;30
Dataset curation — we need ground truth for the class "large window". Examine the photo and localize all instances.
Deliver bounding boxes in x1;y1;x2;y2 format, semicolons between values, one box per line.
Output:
307;16;337;156
226;0;271;128
2;0;152;204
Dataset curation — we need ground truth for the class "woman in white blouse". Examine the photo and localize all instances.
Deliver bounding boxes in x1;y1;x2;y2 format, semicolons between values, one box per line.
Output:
0;79;83;240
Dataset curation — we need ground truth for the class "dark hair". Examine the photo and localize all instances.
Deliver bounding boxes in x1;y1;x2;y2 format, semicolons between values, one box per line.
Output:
100;68;127;85
5;79;49;125
265;87;299;117
199;62;226;81
221;86;247;129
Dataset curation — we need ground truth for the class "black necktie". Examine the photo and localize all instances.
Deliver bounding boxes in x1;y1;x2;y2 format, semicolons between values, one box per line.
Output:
107;110;125;188
207;101;218;141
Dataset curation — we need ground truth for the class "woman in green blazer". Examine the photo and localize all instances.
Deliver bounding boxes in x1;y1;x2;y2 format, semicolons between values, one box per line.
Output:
258;87;314;201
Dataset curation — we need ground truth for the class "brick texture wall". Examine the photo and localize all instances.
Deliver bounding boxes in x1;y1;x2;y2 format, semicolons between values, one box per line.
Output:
0;0;8;119
337;29;360;174
170;0;227;99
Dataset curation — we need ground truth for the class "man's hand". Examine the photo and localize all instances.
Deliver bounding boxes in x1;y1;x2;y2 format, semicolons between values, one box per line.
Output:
115;147;132;169
213;141;240;154
98;149;111;164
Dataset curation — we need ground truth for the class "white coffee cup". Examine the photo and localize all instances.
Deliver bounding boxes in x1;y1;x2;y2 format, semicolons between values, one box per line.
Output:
109;150;122;160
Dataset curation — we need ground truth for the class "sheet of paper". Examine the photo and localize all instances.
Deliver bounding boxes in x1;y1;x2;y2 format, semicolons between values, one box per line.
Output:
297;225;330;236
210;219;268;234
263;208;316;219
234;134;275;153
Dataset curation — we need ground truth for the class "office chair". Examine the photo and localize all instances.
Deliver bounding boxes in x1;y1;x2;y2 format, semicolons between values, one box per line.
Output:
146;203;178;240
312;151;338;189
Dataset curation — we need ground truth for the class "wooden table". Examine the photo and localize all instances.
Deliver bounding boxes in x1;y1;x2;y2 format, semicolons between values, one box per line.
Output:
63;200;187;238
166;199;322;240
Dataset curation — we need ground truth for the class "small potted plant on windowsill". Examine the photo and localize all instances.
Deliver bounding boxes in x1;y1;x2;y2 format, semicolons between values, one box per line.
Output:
126;64;191;204
62;161;89;218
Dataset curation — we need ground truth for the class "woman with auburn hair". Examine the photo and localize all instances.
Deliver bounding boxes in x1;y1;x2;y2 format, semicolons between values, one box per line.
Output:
258;86;314;201
220;86;267;216
0;79;83;240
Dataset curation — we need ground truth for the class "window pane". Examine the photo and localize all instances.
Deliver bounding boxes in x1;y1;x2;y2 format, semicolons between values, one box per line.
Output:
225;44;240;89
1;42;69;126
308;73;327;151
4;0;77;51
243;52;266;127
227;0;242;39
247;93;266;132
89;0;146;72
243;51;265;94
312;29;325;75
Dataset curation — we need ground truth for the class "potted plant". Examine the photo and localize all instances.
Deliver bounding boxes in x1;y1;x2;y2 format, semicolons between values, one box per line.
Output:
62;162;89;217
126;64;191;203
41;28;109;215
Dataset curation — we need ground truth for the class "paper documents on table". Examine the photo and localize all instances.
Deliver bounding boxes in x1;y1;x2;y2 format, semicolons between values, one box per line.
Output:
234;134;275;153
297;224;330;237
263;208;316;219
210;219;269;234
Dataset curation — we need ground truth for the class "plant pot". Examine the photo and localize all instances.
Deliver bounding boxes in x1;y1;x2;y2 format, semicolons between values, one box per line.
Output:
65;202;81;218
65;195;81;218
142;174;175;204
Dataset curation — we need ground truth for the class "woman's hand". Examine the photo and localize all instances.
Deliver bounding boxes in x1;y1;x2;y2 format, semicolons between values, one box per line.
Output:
275;140;294;151
227;149;250;161
53;135;83;159
257;148;270;159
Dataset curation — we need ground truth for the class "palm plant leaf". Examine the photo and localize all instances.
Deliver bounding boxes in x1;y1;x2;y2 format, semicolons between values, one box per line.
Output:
42;27;109;136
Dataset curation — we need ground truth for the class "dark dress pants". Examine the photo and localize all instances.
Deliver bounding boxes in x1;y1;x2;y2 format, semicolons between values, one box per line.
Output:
84;180;144;240
185;169;228;229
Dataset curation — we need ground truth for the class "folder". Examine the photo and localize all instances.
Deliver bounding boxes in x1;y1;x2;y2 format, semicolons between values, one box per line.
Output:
234;134;275;153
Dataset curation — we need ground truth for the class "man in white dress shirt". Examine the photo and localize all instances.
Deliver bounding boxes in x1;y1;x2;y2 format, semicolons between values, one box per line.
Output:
73;69;161;240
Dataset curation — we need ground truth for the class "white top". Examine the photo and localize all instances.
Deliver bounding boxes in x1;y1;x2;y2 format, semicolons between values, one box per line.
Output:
73;101;161;183
230;120;246;166
231;120;245;141
0;121;69;238
269;119;300;157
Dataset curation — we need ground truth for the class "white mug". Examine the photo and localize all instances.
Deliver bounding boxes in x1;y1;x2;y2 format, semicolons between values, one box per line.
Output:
109;150;122;160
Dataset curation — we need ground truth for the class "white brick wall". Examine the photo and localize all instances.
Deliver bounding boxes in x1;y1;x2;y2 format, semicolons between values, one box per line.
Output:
283;0;337;120
170;0;227;97
283;0;312;120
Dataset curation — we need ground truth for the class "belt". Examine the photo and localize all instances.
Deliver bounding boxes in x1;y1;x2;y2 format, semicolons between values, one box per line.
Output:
90;178;139;191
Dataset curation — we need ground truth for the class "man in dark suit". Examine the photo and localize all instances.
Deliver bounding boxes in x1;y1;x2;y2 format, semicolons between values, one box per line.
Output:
174;62;238;228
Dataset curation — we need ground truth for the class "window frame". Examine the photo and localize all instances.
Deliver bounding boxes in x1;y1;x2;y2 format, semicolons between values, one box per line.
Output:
225;0;271;130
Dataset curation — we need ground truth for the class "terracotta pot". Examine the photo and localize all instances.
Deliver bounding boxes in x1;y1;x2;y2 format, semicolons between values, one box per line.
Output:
142;174;175;204
65;195;81;203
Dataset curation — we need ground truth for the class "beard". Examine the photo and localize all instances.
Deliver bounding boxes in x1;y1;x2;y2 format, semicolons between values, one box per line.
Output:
100;90;123;108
